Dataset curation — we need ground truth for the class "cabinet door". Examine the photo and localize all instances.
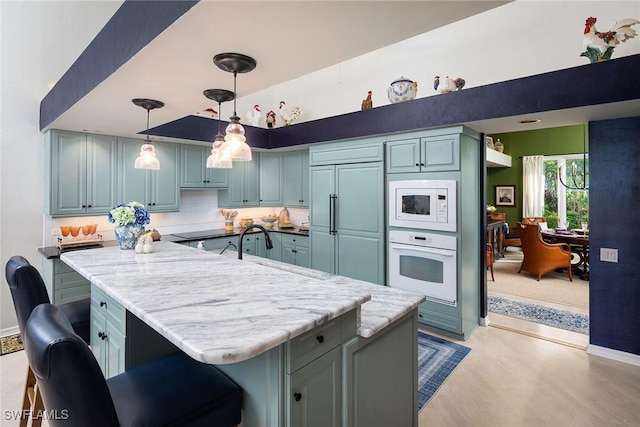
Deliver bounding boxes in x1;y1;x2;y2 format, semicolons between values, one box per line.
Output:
105;319;126;379
244;154;260;206
220;155;259;207
335;163;384;284
421;134;460;171
149;141;180;212
281;241;296;265
181;145;207;188
206;167;229;188
310;165;336;274
386;138;421;173
119;138;150;206
288;347;341;427
48;130;87;216
295;245;311;268
90;304;107;376
260;152;283;206
267;232;282;261
283;150;309;207
239;234;256;256
86;134;118;214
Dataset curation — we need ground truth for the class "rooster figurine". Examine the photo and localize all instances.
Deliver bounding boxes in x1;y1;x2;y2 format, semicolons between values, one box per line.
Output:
581;16;639;63
361;91;373;110
245;104;263;126
278;101;301;126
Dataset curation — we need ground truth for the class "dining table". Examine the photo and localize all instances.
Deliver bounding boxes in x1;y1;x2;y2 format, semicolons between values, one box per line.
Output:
541;229;590;280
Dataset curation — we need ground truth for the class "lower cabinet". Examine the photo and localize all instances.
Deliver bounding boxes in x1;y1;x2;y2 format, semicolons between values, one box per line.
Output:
281;234;310;268
90;285;126;378
288;347;342;427
41;258;90;305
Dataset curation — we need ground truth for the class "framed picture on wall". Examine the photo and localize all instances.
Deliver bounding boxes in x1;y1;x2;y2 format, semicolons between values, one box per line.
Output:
495;185;516;207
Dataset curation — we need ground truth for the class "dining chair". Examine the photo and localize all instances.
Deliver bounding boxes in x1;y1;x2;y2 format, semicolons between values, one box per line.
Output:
517;222;573;281
22;303;243;427
486;243;495;281
5;255;90;427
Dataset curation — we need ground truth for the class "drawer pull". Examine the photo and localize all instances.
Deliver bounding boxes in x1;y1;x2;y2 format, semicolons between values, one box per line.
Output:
99;301;107;308
293;392;302;402
316;335;324;344
98;332;107;340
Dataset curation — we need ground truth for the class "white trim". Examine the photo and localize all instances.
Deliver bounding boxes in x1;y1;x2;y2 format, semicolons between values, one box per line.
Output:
1;326;20;338
587;344;640;367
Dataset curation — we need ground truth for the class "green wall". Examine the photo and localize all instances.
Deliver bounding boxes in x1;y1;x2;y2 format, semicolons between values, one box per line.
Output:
486;124;588;226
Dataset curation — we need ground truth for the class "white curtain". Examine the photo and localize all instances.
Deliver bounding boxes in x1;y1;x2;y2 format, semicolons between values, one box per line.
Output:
522;155;544;217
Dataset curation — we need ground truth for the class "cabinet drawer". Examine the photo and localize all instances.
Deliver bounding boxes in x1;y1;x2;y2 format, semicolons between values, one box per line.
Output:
281;234;308;248
54;285;90;305
91;286;126;334
287;318;341;373
55;270;90;290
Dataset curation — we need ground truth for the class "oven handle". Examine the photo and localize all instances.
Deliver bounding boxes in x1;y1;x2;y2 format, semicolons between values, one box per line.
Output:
329;194;337;235
390;244;455;258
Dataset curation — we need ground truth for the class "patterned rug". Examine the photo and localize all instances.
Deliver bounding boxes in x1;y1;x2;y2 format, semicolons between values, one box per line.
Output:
0;333;23;356
488;295;589;335
418;331;471;410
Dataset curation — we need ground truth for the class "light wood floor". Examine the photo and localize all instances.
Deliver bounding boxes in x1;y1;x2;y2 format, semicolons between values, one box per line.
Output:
2;326;639;427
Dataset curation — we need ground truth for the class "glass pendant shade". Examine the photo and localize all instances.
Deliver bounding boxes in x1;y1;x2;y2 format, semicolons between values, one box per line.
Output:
221;115;251;161
206;135;232;168
134;141;160;170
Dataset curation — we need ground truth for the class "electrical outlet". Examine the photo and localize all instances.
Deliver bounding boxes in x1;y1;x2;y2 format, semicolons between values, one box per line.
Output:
600;248;618;263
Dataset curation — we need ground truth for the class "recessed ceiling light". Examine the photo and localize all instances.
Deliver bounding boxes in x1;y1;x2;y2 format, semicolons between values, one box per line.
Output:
519;118;541;124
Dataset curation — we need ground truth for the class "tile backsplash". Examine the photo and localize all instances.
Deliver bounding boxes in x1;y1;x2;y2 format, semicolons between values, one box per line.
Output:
44;190;309;246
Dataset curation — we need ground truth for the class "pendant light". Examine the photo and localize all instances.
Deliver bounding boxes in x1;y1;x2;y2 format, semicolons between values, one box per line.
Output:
213;53;256;162
203;89;235;168
132;98;164;170
557;129;589;190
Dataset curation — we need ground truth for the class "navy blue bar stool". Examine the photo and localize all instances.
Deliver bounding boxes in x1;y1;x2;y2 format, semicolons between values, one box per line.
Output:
23;303;242;427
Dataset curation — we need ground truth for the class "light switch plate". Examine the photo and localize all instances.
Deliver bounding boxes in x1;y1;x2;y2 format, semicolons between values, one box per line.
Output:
600;248;618;263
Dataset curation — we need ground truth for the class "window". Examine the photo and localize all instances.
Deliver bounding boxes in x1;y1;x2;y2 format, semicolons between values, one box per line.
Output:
544;155;589;229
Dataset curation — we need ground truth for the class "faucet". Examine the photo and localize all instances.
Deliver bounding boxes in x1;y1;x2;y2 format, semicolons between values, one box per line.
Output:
219;241;237;255
238;225;273;259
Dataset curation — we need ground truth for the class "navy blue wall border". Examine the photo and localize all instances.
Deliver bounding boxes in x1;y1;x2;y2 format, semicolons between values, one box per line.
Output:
589;116;640;355
39;0;199;131
146;54;640;148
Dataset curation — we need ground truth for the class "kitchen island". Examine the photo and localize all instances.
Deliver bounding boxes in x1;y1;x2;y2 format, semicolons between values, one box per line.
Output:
61;241;425;427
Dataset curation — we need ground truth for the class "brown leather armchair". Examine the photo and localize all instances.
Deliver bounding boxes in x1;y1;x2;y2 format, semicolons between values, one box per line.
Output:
517;222;573;281
503;217;548;250
486;243;494;281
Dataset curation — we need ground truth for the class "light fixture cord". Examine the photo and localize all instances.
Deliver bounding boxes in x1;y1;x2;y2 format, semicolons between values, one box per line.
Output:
146;108;150;140
233;71;238;116
218;101;222;134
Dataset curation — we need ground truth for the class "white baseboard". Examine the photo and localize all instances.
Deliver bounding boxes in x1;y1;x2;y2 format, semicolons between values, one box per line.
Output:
1;325;20;338
587;344;640;367
479;316;490;327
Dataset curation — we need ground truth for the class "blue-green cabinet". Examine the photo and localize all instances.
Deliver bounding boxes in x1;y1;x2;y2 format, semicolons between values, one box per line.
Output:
118;138;180;212
310;138;385;284
41;257;90;305
90;285;126;379
283;150;309;207
45;130;117;216
218;153;260;207
256;231;282;261
386;133;460;173
259;152;283;206
281;234;310;268
180;144;228;188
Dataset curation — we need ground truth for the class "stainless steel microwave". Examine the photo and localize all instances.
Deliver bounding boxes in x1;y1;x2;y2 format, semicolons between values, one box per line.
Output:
388;180;457;232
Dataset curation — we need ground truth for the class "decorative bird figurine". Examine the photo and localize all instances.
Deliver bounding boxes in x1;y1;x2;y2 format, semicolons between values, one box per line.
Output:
205;107;217;116
278;101;301;126
433;76;465;93
266;110;276;128
581;16;639;63
361;91;373;110
245;104;263;126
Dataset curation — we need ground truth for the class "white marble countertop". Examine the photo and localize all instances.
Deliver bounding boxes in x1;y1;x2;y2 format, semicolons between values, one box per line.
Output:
61;241;424;364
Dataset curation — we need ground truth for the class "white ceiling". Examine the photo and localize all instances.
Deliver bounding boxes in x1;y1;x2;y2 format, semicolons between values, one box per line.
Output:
47;0;511;139
46;0;639;141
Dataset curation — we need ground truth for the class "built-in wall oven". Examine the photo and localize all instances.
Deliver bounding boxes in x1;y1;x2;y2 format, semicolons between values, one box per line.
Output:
388;230;457;306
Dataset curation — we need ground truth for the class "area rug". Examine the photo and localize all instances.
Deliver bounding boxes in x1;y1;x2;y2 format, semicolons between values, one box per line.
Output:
418;331;470;411
488;295;589;335
0;333;23;356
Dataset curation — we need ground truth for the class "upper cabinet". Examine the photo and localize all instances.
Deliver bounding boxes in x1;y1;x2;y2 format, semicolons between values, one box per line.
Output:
386;133;460;173
45;130;118;217
283;150;309;207
118;138;180;212
218;153;260;207
259;152;283;206
180;144;229;188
